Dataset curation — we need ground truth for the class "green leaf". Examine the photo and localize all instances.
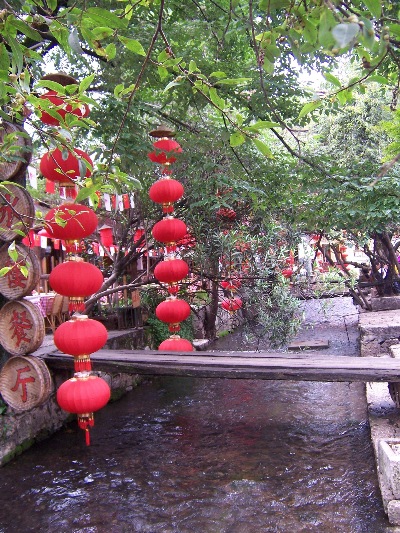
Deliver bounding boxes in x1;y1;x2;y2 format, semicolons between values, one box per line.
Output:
388;24;400;38
164;79;184;92
230;132;245;147
332;23;360;49
210;71;227;78
79;74;95;93
209;87;225;109
118;36;146;56
188;60;198;73
253;138;273;158
318;8;336;48
0;267;12;277
323;72;342;88
19;265;28;278
8;38;23;73
298;100;322;119
8;242;18;263
36;80;66;94
9;17;41;42
105;43;117;60
215;78;251;86
84;8;129;30
363;0;382;19
365;74;388;84
91;27;114;40
158;66;169;81
0;43;9;73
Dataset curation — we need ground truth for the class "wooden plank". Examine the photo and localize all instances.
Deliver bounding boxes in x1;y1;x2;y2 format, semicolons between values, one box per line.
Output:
288;340;329;350
42;349;400;383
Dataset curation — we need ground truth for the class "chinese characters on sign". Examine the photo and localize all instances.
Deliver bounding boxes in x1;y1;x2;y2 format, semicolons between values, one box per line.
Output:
10;364;35;403
9;309;32;348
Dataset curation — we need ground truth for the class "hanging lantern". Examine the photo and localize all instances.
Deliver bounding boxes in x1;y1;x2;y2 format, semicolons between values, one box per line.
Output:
98;224;114;248
56;373;110;445
54;315;108;372
153;139;182;154
221;279;241;291
152;217;187;252
158;335;194;352
221;296;243;313
147;152;177;166
45;203;98;252
156;297;191;332
40;147;93;197
38;91;90;126
149;178;184;213
49;259;103;312
154;258;189;284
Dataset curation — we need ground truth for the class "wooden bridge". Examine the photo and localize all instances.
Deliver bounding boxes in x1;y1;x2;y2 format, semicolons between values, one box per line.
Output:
43;349;400;383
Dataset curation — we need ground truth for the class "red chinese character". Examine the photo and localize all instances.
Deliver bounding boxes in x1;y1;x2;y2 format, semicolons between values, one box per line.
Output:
9;309;32;347
5;262;26;290
10;365;35;403
0;193;19;228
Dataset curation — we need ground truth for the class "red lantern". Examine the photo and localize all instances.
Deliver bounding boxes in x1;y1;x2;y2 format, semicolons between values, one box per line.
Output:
149;178;184;213
40;148;93;197
38;91;90;126
221;279;241;291
153;139;182;154
154;259;189;283
54;315;108;372
158;335;194;351
56;373;110;445
98;224;114;248
221;297;242;312
45;203;98;251
156;297;191;332
147;152;177;165
152;217;187;251
49;259;103;312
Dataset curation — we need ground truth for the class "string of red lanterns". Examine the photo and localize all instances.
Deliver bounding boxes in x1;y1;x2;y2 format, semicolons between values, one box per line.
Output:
36;75;111;445
148;125;193;351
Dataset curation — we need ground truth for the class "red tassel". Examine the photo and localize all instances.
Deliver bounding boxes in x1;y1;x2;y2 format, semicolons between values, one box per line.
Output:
85;428;90;446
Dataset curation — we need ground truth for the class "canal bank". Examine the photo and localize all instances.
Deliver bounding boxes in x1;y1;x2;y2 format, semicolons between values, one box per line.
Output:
1;297;400;529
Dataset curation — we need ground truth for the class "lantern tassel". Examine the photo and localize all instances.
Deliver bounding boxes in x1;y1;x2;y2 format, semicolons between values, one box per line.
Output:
85;428;90;446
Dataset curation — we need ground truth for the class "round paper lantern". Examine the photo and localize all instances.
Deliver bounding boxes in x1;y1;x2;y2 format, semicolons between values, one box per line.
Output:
45;203;98;250
154;259;189;283
158;335;194;351
221;297;243;312
156;297;191;332
49;260;103;312
149;178;184;213
40;147;93;191
38;91;90;126
57;373;110;445
153;139;182;154
152;218;187;251
54;315;108;371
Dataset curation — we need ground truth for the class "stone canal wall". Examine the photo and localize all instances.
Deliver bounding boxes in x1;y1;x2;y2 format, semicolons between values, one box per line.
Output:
0;368;142;466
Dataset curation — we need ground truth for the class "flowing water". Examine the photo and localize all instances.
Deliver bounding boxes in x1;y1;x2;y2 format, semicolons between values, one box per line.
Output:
0;299;392;532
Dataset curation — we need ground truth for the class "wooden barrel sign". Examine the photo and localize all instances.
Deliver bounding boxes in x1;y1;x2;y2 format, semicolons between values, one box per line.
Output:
0;299;45;356
0;122;32;181
0;355;52;411
0;183;35;242
0;243;40;299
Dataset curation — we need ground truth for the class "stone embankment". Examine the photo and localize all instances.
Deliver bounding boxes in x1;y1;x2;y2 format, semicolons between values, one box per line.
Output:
0;331;142;466
361;298;400;529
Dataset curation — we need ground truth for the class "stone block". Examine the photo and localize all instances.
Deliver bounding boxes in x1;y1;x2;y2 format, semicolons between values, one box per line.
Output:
378;438;400;499
371;296;400;312
387;500;400;526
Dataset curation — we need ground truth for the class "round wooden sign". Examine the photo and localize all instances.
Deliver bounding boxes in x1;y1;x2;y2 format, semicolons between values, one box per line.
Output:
0;183;35;242
0;243;40;300
0;299;45;356
0;122;32;181
0;355;53;411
